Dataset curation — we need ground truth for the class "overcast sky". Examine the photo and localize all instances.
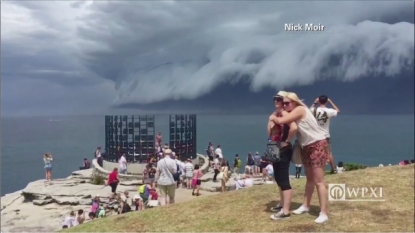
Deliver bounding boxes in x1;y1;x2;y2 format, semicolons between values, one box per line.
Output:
1;1;414;117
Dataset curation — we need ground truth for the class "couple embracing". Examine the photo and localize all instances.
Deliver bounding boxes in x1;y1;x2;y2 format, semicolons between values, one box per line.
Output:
266;91;330;224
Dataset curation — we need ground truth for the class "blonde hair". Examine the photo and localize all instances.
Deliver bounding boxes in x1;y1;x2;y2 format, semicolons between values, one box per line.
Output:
44;153;51;159
285;92;307;108
276;91;289;97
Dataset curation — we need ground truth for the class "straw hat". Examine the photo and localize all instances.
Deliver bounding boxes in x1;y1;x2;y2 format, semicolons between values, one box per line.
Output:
285;92;307;107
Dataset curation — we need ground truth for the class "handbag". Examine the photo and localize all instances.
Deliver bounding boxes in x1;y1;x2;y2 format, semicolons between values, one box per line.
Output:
264;141;281;163
291;140;303;164
172;163;181;181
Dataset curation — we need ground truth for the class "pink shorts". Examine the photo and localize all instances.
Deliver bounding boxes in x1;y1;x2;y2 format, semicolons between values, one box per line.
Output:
301;140;329;168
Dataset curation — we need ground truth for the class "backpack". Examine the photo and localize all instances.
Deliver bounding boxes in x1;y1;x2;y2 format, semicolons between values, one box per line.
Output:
139;185;150;198
122;203;131;213
247;156;255;165
176;163;182;175
236;159;242;168
173;163;181;181
122;199;131;213
138;184;145;194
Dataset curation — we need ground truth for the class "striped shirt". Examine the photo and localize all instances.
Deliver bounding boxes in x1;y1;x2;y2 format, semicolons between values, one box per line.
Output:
184;162;194;177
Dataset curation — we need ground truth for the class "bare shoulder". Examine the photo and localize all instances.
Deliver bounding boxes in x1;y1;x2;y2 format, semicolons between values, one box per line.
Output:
295;106;308;117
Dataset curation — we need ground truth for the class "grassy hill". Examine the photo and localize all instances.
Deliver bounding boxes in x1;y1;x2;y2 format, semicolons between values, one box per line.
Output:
65;165;414;232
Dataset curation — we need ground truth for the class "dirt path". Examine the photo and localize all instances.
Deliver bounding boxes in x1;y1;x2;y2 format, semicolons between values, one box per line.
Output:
168;186;219;204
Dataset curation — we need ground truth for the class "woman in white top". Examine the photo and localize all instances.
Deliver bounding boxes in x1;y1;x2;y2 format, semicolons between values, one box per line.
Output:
118;153;127;174
269;92;330;224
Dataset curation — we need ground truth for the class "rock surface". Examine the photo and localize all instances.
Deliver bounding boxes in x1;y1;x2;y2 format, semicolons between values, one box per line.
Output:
1;168;218;232
1;169;141;232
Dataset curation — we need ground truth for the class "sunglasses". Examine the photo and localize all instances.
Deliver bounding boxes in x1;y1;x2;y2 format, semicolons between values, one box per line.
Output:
273;96;283;102
283;101;291;106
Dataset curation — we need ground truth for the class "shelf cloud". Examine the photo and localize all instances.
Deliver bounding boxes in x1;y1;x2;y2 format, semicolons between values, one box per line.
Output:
1;1;414;116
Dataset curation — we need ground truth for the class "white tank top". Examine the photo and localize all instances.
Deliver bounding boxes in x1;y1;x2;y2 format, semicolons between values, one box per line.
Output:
295;107;326;146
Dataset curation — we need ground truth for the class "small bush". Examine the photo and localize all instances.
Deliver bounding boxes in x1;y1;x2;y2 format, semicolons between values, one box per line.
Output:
91;171;105;185
344;163;367;171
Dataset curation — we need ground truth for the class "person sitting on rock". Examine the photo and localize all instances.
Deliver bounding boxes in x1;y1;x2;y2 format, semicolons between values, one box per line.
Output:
149;188;158;201
88;211;95;220
73;209;85;226
133;194;143;211
97;204;106;218
111;193;121;214
399;160;409;166
91;195;100;206
137;182;152;210
79;158;91;170
337;161;345;173
89;195;100;217
120;191;132;214
62;211;76;228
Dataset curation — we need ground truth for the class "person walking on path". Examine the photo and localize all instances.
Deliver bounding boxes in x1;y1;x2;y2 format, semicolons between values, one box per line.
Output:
155;149;177;206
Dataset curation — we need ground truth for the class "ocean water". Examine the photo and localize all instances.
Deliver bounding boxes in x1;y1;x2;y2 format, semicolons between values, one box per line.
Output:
1;115;414;196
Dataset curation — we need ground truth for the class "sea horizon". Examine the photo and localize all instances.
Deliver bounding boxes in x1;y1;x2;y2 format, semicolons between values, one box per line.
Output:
1;113;414;119
2;114;414;196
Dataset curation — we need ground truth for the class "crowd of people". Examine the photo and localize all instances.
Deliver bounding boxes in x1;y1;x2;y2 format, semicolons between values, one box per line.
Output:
58;90;412;228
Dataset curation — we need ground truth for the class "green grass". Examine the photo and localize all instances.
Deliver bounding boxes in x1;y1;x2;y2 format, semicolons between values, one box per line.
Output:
64;165;414;232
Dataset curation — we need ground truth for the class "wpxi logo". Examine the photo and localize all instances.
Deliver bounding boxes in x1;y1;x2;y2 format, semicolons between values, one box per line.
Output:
328;184;385;202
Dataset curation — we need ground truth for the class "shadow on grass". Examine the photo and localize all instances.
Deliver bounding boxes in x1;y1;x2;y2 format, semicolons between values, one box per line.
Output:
264;201;320;217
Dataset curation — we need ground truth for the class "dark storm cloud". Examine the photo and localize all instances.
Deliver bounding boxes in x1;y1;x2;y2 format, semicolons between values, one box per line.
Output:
115;70;414;115
75;1;414;105
1;1;117;116
1;1;414;116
